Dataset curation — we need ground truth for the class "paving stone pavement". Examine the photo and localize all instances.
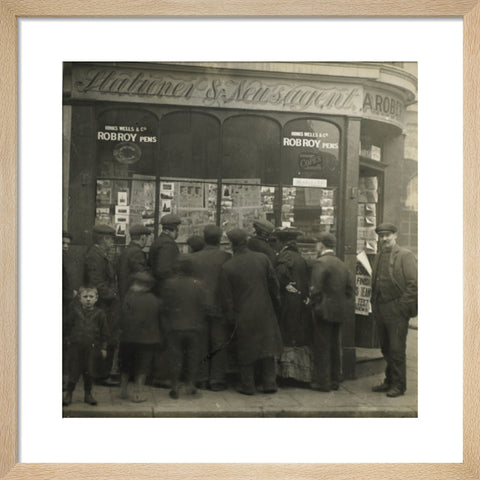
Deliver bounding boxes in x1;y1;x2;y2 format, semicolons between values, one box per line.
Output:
63;327;417;418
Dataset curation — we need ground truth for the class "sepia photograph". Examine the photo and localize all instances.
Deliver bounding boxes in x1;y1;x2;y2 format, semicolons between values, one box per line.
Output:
62;61;418;418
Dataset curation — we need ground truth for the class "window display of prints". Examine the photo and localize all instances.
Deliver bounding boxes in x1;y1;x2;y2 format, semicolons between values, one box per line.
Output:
357;175;378;253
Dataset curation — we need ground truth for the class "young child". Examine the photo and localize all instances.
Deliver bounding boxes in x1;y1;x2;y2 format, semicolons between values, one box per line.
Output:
63;287;108;406
162;256;207;399
119;271;163;403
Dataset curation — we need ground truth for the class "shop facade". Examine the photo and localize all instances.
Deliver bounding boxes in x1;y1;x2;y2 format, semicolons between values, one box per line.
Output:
63;62;417;378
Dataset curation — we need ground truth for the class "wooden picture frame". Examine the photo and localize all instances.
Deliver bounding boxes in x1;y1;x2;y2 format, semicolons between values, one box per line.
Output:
1;1;478;478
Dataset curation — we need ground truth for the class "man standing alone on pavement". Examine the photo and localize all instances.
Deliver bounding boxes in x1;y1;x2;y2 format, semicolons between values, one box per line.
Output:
371;223;418;398
309;233;355;392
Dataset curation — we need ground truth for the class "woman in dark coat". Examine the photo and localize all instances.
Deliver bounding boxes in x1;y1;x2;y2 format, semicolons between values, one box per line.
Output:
272;228;310;347
220;229;283;395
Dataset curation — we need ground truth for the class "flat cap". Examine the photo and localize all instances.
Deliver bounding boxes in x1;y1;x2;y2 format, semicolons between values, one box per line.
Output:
375;223;398;234
160;213;181;226
317;232;337;249
93;224;116;235
203;224;223;242
186;235;205;252
227;228;248;245
129;224;152;236
253;219;275;235
131;271;155;286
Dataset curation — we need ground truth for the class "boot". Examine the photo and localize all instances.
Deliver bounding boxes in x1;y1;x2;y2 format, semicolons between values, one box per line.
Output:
63;382;75;406
120;373;129;400
84;391;98;405
132;374;147;403
62;391;72;406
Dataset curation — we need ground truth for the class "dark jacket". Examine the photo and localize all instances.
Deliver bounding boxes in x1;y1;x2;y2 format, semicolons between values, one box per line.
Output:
371;243;418;318
220;246;282;364
162;275;207;332
247;235;277;265
64;303;109;346
118;242;149;298
190;245;232;317
310;252;355;323
148;232;180;284
120;289;163;344
84;244;118;303
275;244;310;346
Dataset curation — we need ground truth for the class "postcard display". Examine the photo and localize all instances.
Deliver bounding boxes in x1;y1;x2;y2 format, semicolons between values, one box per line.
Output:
355;175;379;316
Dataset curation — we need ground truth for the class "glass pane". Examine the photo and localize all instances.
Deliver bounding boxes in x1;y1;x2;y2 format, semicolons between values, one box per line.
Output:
96;108;158;178
95;175;156;251
223;116;280;183
157;177;217;245
159;112;220;179
282;119;340;186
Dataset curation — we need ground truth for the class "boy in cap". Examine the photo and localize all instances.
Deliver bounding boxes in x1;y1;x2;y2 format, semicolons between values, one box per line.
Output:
247;219;277;264
63;286;109;406
119;271;163;403
117;223;151;299
84;224;120;385
370;223;417;398
309;233;355;392
221;228;283;395
162;256;208;399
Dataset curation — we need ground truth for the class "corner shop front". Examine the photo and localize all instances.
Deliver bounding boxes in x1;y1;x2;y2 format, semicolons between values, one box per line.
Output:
63;62;417;378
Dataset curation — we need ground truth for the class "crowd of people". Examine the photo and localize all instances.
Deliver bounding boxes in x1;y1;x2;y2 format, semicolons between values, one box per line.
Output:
62;216;417;406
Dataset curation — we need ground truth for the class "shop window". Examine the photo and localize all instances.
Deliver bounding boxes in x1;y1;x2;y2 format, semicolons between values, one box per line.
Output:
95;108;158;249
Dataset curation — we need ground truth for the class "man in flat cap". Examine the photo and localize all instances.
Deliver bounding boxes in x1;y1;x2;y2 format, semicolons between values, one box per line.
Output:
148;213;181;387
371;223;417;398
149;214;182;293
84;224;120;384
309;232;355;392
220;228;283;395
117;224;152;299
247;219;277;264
272;228;310;347
190;224;232;391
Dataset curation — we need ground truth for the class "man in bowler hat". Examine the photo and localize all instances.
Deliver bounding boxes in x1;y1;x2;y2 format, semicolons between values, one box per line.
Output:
370;223;418;398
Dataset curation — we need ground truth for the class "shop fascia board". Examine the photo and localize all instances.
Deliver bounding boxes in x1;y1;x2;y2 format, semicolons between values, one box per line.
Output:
81;61;417;102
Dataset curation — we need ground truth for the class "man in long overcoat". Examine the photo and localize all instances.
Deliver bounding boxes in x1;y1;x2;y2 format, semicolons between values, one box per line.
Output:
371;223;417;398
117;224;151;299
310;232;355;392
148;213;181;387
220;228;283;395
190;225;232;391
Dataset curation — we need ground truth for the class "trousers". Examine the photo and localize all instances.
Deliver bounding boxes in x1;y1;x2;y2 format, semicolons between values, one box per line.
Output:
374;299;410;392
